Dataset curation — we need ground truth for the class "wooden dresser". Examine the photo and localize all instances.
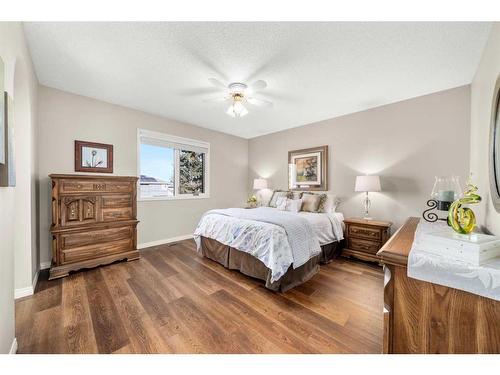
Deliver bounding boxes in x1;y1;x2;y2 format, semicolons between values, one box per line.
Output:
343;218;392;263
49;174;140;280
377;217;500;353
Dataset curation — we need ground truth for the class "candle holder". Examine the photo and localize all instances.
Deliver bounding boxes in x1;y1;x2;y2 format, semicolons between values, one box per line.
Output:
422;176;461;223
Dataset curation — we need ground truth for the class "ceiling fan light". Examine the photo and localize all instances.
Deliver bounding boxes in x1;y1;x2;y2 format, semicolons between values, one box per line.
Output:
226;105;236;117
226;101;248;118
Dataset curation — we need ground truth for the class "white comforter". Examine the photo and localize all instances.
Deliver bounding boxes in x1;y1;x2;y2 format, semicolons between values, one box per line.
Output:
296;211;345;245
193;207;344;282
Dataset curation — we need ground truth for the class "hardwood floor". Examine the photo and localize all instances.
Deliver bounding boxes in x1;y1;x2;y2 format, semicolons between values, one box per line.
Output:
15;240;384;353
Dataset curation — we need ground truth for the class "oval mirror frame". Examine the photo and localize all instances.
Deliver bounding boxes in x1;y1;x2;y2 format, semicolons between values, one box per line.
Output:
489;74;500;213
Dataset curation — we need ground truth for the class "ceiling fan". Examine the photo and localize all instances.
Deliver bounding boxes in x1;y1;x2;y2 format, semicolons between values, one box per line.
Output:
204;78;273;118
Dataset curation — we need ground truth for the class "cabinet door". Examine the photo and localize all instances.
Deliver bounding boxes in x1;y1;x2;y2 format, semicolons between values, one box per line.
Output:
60;196;100;227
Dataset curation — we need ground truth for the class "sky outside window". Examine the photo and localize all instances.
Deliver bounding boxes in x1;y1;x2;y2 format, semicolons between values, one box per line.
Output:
140;144;174;182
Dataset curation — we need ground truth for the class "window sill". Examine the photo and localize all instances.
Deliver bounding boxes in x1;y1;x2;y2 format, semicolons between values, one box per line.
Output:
138;195;210;202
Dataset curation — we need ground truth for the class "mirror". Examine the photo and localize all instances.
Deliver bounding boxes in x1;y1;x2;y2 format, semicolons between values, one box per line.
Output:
490;75;500;212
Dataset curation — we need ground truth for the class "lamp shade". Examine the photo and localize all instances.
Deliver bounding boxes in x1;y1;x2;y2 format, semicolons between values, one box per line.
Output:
355;175;381;192
253;178;268;190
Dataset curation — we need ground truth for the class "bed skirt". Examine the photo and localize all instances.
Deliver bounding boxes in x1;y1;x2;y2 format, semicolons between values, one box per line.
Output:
198;236;342;292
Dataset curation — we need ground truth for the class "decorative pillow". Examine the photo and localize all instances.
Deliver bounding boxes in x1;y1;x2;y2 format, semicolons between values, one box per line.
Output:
286;199;303;213
301;194;322;212
268;190;291;208
322;194;340;213
301;192;327;212
290;191;302;200
276;196;288;210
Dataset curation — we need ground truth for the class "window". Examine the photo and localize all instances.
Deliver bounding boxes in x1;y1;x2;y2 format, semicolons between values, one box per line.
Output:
138;129;210;200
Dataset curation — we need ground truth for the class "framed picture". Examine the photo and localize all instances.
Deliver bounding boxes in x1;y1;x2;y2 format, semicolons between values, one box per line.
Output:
0;57;5;166
288;145;328;191
0;92;16;187
75;140;114;173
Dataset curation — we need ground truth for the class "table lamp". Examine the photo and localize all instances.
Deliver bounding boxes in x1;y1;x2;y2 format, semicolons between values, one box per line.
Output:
355;175;381;219
253;178;268;190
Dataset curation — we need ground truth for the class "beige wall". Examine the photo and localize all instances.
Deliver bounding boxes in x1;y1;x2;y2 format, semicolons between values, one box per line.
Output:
249;86;471;231
13;47;39;294
0;22;39;353
470;23;500;235
37;86;248;265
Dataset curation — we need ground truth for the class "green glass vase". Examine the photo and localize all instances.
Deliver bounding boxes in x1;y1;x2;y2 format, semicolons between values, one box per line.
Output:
447;179;482;234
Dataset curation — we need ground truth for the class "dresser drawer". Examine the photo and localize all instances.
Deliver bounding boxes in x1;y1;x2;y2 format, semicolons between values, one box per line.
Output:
61;180;104;193
62;238;133;264
348;238;381;254
101;194;133;221
60;226;133;249
348;225;382;240
59;226;134;264
60;179;134;193
102;194;132;208
102;207;133;221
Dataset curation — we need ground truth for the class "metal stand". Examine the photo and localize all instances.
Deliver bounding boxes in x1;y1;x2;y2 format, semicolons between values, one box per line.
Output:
422;199;448;223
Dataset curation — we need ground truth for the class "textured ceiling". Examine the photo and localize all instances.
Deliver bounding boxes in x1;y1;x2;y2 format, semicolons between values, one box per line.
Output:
24;22;491;139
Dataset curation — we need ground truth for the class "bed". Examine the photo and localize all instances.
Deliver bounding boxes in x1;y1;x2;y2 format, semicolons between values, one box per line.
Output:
194;206;345;292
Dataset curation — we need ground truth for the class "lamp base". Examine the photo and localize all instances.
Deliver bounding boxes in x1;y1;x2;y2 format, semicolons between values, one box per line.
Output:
362;192;372;220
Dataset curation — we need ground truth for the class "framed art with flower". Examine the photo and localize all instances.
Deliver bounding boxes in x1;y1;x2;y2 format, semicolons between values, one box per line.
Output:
74;140;114;173
288;145;328;191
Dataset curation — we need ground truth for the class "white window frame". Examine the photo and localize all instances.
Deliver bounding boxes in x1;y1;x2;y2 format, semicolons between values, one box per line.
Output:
137;128;210;201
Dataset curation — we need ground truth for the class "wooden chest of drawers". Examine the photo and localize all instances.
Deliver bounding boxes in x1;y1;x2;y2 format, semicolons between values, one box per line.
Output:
49;174;140;279
342;218;392;263
378;218;500;353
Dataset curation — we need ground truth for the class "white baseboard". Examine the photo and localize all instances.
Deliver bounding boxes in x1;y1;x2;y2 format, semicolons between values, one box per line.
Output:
9;338;17;354
14;268;40;300
40;261;51;270
14;285;33;299
138;234;193;250
32;269;40;292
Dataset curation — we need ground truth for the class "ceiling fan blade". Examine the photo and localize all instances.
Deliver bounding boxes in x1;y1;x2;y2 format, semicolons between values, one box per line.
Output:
247;80;267;93
203;96;231;103
208;78;228;90
178;87;221;96
247;97;273;107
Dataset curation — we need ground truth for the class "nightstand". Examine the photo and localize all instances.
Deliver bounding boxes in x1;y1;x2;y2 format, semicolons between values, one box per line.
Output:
342;218;392;263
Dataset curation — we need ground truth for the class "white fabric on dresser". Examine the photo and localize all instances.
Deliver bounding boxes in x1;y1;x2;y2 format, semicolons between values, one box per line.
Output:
408;220;500;301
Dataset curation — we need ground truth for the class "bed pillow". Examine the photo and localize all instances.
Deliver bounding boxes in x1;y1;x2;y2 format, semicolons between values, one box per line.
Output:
268;190;291;208
275;196;288;210
301;192;327;212
286;199;303;213
301;194;322;212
